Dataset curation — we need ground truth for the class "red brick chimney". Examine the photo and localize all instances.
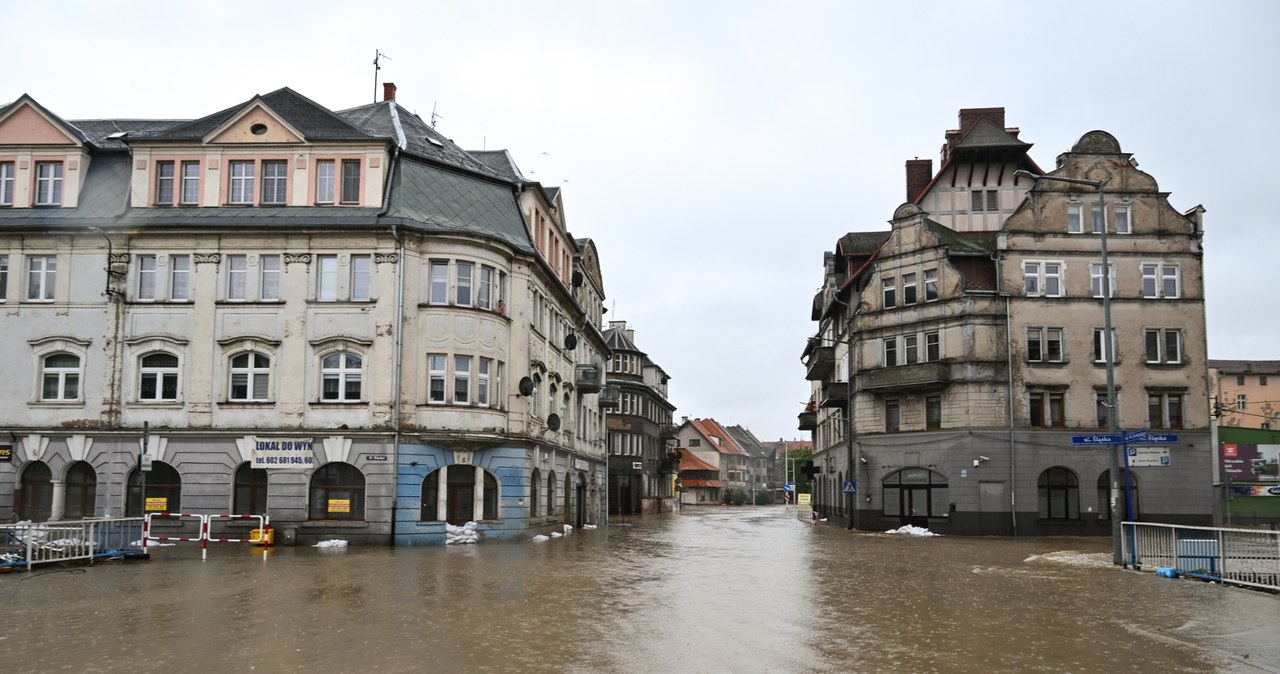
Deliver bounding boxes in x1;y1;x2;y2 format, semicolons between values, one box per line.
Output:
905;158;933;203
382;82;397;102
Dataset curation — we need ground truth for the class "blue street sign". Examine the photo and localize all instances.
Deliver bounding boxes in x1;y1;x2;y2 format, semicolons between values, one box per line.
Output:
1130;433;1179;444
842;481;856;494
1124;428;1150;442
783;483;795;493
1072;434;1124;445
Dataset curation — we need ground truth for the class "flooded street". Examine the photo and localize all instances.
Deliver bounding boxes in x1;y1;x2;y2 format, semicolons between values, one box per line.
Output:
3;506;1278;673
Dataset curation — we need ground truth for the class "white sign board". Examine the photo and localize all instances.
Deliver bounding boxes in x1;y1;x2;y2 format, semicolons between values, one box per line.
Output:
253;438;317;469
1127;446;1170;467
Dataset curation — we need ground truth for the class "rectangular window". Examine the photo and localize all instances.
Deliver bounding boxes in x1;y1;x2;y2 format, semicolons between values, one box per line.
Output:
1148;392;1184;429
904;334;919;365
155;161;175;204
971;189;998;212
1237;375;1245;386
0;256;7;301
261;160;287;204
1090;263;1115;298
883;338;897;367
1237;394;1247;410
1144;328;1182;364
478;358;491;406
0;162;14;205
429;261;449;304
170;255;190;300
137;254;157;300
229;161;255;204
180;161;200;205
882;277;896;308
1023;261;1062;297
903;273;917;305
1114;206;1131;234
454;355;471;404
27;255;57;300
925;396;942;430
1091;207;1105;234
316;160;336;204
1095;391;1112;428
227;254;247;300
1263;376;1269;386
885;399;900;432
1093;328;1117;364
1029;391;1065;427
478;266;493;309
1067;204;1083;234
924;269;938;301
341;160;360;204
1141;263;1181;299
428;354;447;404
351;255;371;301
35;162;63;205
925;331;941;362
456;262;473;306
317;255;338;301
260;255;281;301
1026;327;1064;363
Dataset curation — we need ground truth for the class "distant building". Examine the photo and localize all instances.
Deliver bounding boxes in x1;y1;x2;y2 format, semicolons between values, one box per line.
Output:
1209;360;1280;430
603;321;678;514
674;417;749;505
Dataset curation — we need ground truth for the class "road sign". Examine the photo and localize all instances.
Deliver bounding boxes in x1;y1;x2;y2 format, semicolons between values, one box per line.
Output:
1127;446;1171;467
783;483;795;493
842;481;856;494
1124;428;1150;442
1072;434;1124;445
1131;433;1179;444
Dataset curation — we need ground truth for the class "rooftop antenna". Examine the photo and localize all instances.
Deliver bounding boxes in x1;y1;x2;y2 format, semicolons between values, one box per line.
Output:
430;102;442;128
373;50;391;103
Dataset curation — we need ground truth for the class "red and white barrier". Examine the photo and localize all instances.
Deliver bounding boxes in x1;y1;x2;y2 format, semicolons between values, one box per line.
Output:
144;513;271;560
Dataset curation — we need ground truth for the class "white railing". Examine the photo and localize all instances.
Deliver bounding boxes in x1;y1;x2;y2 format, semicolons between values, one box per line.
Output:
1122;521;1280;591
1;517;145;572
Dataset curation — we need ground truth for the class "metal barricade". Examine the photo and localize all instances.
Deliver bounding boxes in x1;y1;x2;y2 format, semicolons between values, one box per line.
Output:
1;518;146;572
144;513;270;559
1123;521;1280;591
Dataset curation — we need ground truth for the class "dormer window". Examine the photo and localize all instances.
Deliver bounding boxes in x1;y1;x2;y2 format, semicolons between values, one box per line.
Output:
35;162;63;206
229;161;255;204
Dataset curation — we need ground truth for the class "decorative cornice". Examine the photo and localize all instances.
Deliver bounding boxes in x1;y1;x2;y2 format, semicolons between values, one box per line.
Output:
194;253;221;265
374;253;398;265
109;253;130;266
284;253;311;265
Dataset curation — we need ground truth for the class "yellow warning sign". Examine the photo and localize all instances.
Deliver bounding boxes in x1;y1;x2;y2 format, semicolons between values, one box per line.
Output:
797;493;811;506
328;499;350;514
145;497;168;512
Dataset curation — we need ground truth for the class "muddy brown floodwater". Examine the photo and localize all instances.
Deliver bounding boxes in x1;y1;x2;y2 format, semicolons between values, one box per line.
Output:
2;506;1278;673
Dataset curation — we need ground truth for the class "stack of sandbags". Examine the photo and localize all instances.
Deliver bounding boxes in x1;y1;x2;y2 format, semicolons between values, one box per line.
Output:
445;521;480;544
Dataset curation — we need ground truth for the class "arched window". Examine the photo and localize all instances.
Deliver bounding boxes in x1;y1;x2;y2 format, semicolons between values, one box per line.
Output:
127;461;182;516
547;471;557;517
139;352;180;401
549;383;558;419
881;468;949;519
229;351;271;401
1038;467;1080;520
234;462;269;515
17;461;53;522
321;352;362;401
419;465;500;524
308;463;365;520
41;353;81;400
531;374;542;418
64;461;97;519
562;392;572;435
1097;470;1140;521
530;468;541;518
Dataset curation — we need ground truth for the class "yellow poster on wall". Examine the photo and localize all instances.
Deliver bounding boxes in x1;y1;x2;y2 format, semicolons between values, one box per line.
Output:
328;499;351;514
797;493;811;506
145;497;168;512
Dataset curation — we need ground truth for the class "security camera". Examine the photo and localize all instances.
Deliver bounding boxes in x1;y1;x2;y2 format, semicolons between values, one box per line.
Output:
973;459;981;468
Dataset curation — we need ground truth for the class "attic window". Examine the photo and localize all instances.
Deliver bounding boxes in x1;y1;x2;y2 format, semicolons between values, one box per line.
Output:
425;136;444;147
106;131;128;140
251;124;268;136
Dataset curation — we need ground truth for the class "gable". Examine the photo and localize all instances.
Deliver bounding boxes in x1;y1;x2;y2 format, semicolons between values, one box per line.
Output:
0;101;81;146
207;103;304;144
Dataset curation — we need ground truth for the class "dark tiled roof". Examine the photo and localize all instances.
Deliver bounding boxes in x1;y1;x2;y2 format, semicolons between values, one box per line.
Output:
469;150;525;181
70;119;186;151
343;101;492;174
122;206;382;228
953;117;1031;150
603;326;643;354
383;158;532;253
137;88;374;142
1209;360;1280;374
923;221;996;255
0;154;131;227
837;231;890;255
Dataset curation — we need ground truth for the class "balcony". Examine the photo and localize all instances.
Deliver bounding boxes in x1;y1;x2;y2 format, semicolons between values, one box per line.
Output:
797;411;817;431
576;363;603;393
858;361;950;394
820;381;850;408
597;383;619;408
804;345;836;381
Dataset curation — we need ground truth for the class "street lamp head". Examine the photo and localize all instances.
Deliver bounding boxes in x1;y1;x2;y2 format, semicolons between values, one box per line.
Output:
1013;170;1041;181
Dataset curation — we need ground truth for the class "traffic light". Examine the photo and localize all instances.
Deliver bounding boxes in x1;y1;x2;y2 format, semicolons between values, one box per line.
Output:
1212;397;1223;418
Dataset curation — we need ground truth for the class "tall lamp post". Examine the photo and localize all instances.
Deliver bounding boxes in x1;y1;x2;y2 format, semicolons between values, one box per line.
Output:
1014;170;1122;565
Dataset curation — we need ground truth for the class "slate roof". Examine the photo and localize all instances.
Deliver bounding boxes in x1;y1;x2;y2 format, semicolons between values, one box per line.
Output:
951;116;1031;150
602;325;643;354
342;100;494;174
725;425;769;459
1209;360;1280;375
135;88;374;142
0;154;131;227
836;231;890;256
383;158;533;254
468;150;526;181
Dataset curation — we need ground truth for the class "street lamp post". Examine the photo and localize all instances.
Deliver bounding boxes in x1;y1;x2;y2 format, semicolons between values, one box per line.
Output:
1014;170;1122;565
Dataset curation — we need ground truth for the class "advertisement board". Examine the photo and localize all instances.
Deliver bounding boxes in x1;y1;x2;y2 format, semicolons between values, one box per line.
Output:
1222;443;1280;481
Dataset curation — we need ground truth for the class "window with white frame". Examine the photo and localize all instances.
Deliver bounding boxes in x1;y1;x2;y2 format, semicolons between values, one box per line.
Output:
228;352;271;402
883;337;897;367
1067;204;1083;234
1147;390;1184;429
41;352;81;400
1023;261;1062;297
904;334;918;365
228;161;255;204
170;255;191;301
456;262;473;306
925;331;941;361
321;352;362;401
1237;394;1247;411
478;266;494;310
226;254;247;300
1140;263;1180;299
1094;389;1114;428
924;268;938;301
1026;326;1064;363
180;161;200;205
1144;328;1182;364
429;261;449;305
341;160;360;204
454;355;472;404
261;160;287;205
317;254;338;300
1090;262;1116;298
0;255;8;301
1092;328;1117;364
882;277;896;308
260;254;281;301
137;254;157;300
1090;206;1105;233
478;358;491;406
315;160;336;204
351;255;371;301
26;254;56;300
0;161;14;205
35;162;63;206
155;161;175;204
903;273;917;305
1114;205;1131;234
428;354;447;404
139;352;179;401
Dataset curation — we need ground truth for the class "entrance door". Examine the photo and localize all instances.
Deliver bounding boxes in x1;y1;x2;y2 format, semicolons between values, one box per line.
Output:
618;475;633;515
900;487;929;528
979;481;1008;535
446;466;476;524
575;477;587;528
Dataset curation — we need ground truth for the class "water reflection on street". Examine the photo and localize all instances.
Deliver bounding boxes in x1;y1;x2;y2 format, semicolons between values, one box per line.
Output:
3;507;1277;673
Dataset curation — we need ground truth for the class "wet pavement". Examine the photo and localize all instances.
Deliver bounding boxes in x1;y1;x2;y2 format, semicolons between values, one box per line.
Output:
2;506;1278;673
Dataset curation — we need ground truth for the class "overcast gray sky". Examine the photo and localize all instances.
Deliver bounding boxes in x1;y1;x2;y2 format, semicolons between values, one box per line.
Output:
9;1;1277;443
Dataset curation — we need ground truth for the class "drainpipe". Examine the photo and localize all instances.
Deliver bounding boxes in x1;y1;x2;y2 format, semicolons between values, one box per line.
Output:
380;145;402;547
1005;295;1017;537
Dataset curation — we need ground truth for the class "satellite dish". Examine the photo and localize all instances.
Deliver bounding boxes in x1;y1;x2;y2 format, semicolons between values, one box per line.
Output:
546;413;561;431
518;376;535;397
564;333;578;350
571;271;583;287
